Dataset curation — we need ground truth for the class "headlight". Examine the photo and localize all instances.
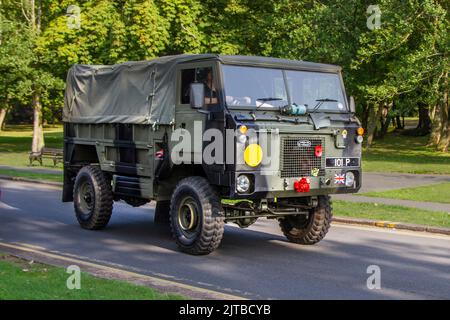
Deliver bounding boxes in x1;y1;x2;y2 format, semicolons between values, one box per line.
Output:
236;175;251;193
345;171;355;187
244;144;263;167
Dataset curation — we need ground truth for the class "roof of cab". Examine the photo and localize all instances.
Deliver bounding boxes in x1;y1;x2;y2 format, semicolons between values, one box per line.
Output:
162;54;342;73
87;54;341;73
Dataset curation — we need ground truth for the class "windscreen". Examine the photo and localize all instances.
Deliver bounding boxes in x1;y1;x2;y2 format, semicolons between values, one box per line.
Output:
222;65;346;112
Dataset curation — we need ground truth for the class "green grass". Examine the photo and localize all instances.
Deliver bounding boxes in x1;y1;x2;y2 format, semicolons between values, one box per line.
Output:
0;253;184;300
0;125;63;169
360;182;450;204
362;132;450;174
334;200;450;228
0;169;62;183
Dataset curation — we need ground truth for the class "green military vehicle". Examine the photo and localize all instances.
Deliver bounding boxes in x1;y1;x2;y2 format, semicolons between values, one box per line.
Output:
63;54;363;255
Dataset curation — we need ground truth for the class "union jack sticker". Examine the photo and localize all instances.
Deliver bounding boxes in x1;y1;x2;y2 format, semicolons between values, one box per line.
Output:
334;173;345;184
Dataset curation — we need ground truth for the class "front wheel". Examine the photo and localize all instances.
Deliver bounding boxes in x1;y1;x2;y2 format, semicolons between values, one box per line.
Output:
169;177;225;255
279;196;332;245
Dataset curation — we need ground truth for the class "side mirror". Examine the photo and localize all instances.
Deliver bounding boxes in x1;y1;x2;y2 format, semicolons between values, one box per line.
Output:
349;96;356;114
190;83;205;109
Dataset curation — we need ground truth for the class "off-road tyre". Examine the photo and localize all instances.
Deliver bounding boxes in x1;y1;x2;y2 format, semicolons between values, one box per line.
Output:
73;165;113;230
279;195;332;244
169;176;225;255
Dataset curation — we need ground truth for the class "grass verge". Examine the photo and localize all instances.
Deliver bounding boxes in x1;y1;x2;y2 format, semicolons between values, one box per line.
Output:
362;132;450;174
0;169;62;183
0;253;184;300
333;200;450;228
360;182;450;204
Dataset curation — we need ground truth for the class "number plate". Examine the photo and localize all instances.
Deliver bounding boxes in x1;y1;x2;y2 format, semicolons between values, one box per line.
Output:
326;157;360;168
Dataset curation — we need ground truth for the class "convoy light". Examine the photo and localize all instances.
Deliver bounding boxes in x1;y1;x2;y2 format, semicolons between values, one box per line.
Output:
236;175;251;193
294;177;310;193
244;144;263;167
357;127;365;135
238;134;247;144
314;145;323;157
345;171;355;187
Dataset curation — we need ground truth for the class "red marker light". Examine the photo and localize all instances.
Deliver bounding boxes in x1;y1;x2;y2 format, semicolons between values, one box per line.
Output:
314;145;323;157
294;177;310;193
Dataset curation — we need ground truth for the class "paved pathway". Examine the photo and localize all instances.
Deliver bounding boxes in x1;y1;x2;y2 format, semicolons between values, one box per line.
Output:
0;165;61;175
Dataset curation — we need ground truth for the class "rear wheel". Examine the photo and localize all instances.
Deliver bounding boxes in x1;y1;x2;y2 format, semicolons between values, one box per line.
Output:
279;196;332;244
73;166;113;230
169;176;224;255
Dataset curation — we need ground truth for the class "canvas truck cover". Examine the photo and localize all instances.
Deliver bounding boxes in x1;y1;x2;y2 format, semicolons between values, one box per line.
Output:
63;54;214;124
63;54;341;124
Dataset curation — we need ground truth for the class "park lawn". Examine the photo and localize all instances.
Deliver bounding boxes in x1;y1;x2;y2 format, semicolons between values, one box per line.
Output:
0;253;184;300
0;125;63;169
333;200;450;228
0;169;63;183
362;132;450;174
360;182;450;204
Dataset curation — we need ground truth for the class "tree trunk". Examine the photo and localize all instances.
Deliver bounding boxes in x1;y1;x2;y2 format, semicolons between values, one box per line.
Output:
428;104;442;146
366;103;383;149
31;92;44;153
379;102;393;138
0;107;7;131
437;89;449;152
416;105;431;135
394;115;403;129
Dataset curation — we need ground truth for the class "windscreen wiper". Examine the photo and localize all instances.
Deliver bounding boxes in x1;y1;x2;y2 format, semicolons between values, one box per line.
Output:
255;97;283;110
309;98;338;114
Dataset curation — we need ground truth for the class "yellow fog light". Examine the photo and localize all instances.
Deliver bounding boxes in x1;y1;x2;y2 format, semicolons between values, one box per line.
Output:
244;144;263;167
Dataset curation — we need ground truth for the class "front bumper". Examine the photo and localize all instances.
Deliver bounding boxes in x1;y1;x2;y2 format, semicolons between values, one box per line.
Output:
230;168;361;199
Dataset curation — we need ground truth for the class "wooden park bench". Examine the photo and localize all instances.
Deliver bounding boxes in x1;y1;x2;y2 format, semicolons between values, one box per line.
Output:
29;147;63;167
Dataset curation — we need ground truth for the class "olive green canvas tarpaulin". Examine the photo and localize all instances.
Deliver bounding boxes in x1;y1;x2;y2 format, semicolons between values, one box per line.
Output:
63;54;340;124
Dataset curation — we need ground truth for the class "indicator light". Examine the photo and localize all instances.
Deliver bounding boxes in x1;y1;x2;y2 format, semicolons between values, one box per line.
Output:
357;127;365;135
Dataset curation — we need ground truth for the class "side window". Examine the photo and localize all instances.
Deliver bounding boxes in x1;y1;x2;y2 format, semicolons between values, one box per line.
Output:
180;67;217;105
181;68;196;104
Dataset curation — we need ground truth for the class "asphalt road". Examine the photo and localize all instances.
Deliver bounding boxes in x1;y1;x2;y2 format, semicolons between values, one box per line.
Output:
0;179;449;299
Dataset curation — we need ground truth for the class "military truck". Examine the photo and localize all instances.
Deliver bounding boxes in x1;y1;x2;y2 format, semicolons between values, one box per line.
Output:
62;54;363;255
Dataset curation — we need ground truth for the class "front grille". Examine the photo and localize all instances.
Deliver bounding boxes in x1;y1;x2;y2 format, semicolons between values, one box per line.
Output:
280;137;325;178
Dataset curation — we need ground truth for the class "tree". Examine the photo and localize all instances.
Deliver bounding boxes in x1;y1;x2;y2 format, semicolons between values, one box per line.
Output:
1;0;63;150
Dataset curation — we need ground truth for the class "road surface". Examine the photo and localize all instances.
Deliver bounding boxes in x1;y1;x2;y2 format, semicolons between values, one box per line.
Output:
0;179;449;299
